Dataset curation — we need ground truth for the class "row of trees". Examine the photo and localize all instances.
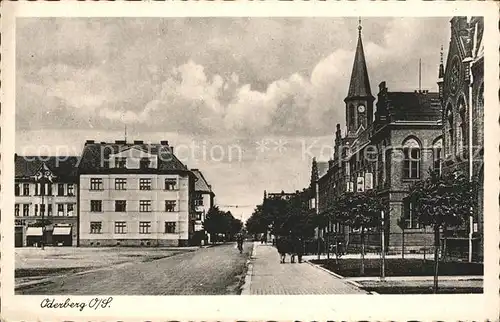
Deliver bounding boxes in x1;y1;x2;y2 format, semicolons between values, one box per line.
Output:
203;206;243;243
247;169;478;293
246;190;316;241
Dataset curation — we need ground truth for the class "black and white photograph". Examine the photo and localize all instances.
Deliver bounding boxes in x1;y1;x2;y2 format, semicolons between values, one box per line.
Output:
1;1;498;321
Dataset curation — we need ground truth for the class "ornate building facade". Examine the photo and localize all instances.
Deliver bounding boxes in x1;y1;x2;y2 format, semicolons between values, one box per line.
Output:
313;22;444;252
440;16;484;261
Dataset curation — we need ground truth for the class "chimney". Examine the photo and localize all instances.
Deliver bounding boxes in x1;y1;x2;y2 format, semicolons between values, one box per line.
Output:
379;81;387;92
134;140;144;145
85;140;95;145
160;140;169;145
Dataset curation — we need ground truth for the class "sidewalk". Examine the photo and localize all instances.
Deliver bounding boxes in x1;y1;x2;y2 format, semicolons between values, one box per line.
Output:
245;243;367;295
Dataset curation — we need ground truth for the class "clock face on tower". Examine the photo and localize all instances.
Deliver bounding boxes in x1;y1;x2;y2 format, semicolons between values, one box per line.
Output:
357;104;366;113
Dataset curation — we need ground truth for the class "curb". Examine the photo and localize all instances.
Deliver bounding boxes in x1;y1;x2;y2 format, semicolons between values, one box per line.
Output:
305;260;345;279
240;242;257;295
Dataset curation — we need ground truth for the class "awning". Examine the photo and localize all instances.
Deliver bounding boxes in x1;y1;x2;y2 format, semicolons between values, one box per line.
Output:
26;227;43;236
53;226;72;235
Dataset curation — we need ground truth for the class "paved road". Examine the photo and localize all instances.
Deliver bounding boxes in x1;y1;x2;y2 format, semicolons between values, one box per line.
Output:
17;243;252;295
248;243;367;295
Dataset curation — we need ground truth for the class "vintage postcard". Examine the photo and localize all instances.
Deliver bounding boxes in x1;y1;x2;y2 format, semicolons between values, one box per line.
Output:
1;1;499;321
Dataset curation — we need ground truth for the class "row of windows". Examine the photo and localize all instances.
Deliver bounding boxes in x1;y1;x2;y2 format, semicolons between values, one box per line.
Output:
105;157;153;169
90;200;177;212
89;221;177;234
90;178;177;191
14;203;75;217
14;183;75;197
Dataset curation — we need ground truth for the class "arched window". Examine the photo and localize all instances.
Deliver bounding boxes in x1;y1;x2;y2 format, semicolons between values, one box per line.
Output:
458;97;467;154
432;138;443;175
402;137;421;179
348;104;355;130
477;83;484;145
445;104;454;155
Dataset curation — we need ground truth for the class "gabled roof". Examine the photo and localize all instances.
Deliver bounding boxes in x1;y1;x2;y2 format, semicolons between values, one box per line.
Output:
317;161;329;180
15;155;80;182
78;142;188;174
346;27;373;100
386;91;442;121
191;169;212;193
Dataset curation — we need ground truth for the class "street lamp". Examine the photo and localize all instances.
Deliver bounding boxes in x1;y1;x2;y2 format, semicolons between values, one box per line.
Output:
34;166;55;250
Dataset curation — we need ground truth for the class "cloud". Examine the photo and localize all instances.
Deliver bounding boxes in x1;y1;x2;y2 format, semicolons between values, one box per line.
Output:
16;17;450;137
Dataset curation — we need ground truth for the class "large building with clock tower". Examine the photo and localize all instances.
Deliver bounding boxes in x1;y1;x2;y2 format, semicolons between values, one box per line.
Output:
311;20;444;254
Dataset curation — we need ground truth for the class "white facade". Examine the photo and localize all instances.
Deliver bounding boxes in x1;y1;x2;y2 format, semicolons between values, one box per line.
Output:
79;173;190;246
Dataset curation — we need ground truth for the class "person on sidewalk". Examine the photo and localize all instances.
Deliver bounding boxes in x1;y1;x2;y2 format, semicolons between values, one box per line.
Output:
236;232;244;254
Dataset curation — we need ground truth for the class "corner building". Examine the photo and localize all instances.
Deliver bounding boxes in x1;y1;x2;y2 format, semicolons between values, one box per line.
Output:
315;22;443;252
78;140;195;247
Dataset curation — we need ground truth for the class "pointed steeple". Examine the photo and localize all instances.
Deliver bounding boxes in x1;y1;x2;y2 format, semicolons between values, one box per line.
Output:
310;157;318;186
345;18;373;101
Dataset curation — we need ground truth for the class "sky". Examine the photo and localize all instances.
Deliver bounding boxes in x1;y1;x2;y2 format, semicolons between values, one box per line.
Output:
16;17;451;221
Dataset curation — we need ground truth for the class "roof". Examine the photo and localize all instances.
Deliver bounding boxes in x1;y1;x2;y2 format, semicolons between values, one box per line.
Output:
191;169;212;193
15;155;80;182
317;161;329;179
78;142;189;174
386;91;442;122
346;29;373;100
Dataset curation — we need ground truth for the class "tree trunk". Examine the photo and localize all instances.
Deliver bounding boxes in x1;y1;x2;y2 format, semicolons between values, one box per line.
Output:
360;228;365;276
402;228;405;259
433;226;440;294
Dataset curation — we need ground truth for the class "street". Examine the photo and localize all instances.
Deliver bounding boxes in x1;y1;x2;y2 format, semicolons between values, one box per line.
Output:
17;243;253;295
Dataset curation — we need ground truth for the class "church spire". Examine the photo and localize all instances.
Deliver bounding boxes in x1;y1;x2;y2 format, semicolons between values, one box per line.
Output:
345;18;373;101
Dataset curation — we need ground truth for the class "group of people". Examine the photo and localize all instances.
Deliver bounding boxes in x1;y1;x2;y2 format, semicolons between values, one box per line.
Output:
275;235;304;264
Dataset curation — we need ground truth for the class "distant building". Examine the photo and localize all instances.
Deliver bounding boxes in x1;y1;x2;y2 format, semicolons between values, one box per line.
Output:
440;17;484;261
264;190;296;201
191;169;215;241
15;155;79;247
313;21;443;252
77;140;196;247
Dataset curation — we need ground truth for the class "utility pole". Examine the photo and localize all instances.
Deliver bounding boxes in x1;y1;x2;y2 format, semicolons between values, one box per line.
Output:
381;210;386;281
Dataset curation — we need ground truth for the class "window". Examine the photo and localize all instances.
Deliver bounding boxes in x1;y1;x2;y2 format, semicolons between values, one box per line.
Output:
194;196;204;206
139;178;152;190
23;204;29;217
67;204;74;216
402;138;421;179
47;184;52;196
15;184;20;196
90;178;103;190
90;222;102;234
348;104;355;130
433;138;443;175
40;204;45;216
90;200;102;212
196;212;202;221
165;179;177;190
58;183;65;196
14;204;19;217
446;106;454;155
35;204;38;216
35;183;39;196
115;200;127;212
140;158;151;169
164;221;176;234
115;157;126;169
404;199;419;229
67;184;74;196
48;204;53;216
139;221;151;234
458;101;467;154
58;204;64;216
23;183;29;196
139;200;152;212
165;200;176;212
115;178;127;190
114;222;127;234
